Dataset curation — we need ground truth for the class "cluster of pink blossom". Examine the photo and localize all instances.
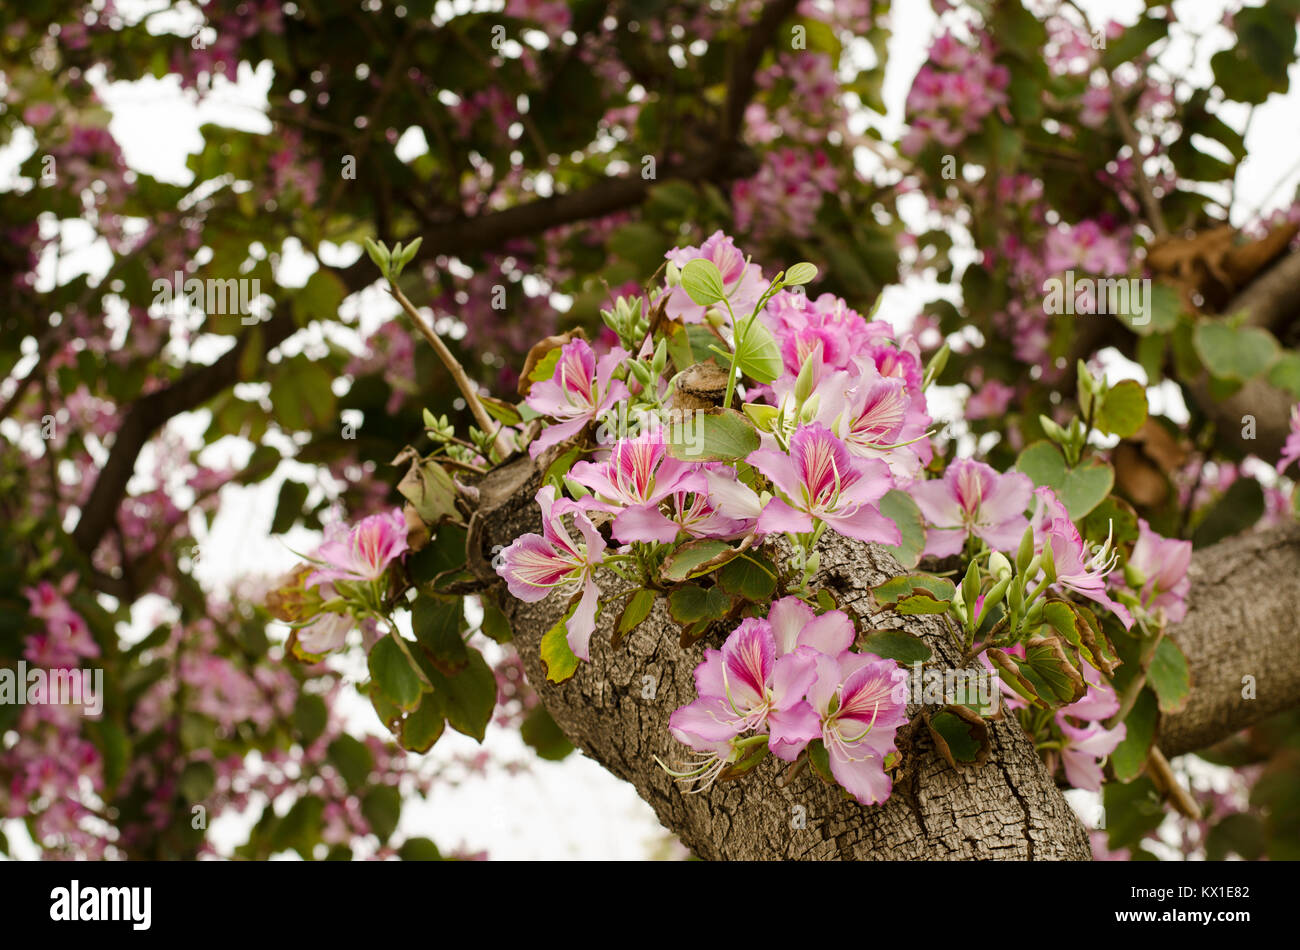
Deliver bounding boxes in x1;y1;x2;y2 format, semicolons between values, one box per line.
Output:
900;32;1009;155
170;0;284;92
732;147;838;240
2;578;108;856
670;598;907;804
499;236;938;664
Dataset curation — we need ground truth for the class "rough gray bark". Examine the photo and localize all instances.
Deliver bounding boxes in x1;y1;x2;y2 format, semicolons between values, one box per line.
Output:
469;457;1092;860
1160;523;1300;756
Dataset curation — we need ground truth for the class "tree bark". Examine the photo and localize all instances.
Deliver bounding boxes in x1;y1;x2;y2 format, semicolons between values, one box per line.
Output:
1160;522;1300;756
469;457;1092;860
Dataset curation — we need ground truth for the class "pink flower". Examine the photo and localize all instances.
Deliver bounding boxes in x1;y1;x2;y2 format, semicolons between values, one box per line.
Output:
570;429;703;544
497;486;606;660
1056;718;1126;791
827;357;932;485
761;291;888;374
664;231;766;324
1034;487;1133;629
670;618;821;762
808;653;909;805
667;483;750;541
525;338;629;459
1277;404;1300;476
910;458;1033;557
747;424;901;544
1126;518;1192;623
308;509;408;586
295;611;352;657
966;379;1015;420
767;596;855;658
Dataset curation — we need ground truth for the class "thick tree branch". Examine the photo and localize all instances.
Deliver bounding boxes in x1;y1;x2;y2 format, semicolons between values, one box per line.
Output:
334;0;797;294
70;310;298;559
1160;522;1300;756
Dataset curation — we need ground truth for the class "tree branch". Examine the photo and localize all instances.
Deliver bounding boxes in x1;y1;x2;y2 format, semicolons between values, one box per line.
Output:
1160;522;1300;756
70;310;298;559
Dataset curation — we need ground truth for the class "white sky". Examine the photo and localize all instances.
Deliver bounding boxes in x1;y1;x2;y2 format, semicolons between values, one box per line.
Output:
3;0;1297;860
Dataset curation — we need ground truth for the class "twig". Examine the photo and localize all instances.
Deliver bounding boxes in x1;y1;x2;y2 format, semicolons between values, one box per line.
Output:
388;282;513;459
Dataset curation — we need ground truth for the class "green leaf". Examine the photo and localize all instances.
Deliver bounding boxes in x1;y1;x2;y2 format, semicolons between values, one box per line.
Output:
661;539;735;582
1206;812;1266;861
480;599;513;643
1095;379;1148;439
399;693;446;753
179;760;216;801
664;407;760;462
1110;687;1159;782
869;573;956;614
680;258;726;306
411;593;467;674
297;269;346;323
1267;351;1300;397
878;489;926;569
270;479;309;535
292;693;328;745
520;705;575;761
328;734;374;791
398;456;459;525
1192;476;1264;549
926;706;990;768
368;636;425;712
732;318;782;384
399;837;444;861
717;551;778;601
1020;636;1086;704
859;628;932;664
783;262;818;286
1016;440;1113;518
541;615;581;683
668;584;731;624
1193;321;1279;381
613;588;657;648
422;646;496;741
1119;282;1182;336
807;738;835;785
1102;15;1169;70
1105;775;1165;849
1148;636;1191;714
361;785;402;842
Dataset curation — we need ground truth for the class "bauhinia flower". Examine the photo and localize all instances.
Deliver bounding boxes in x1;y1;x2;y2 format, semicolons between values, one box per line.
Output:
767;596;855;659
307;508;409;587
664;230;766;324
808;653;909;805
570;429;703;544
1034;487;1133;629
496;486;607;660
1125;517;1192;623
1054;685;1126;792
525;338;629;459
669;618;822;771
909;457;1033;557
828;357;932;485
746;423;901;544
